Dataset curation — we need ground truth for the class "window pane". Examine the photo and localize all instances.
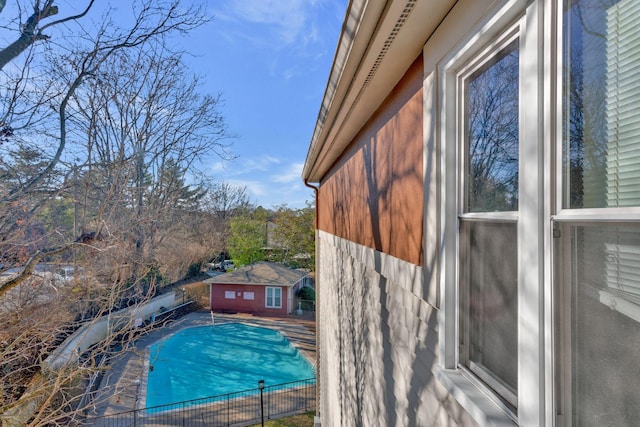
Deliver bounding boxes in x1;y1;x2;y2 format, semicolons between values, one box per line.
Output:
465;39;519;212
461;221;518;403
563;0;640;208
266;288;273;306
561;223;640;425
274;288;281;307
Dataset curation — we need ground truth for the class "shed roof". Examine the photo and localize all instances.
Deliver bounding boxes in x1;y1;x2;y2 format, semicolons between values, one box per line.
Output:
204;262;308;287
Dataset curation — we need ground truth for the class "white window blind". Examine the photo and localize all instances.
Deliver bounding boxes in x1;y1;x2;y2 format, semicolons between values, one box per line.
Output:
599;0;640;321
605;0;640;207
600;226;640;322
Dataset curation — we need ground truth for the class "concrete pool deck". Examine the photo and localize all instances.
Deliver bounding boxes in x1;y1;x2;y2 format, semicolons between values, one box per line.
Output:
86;311;316;418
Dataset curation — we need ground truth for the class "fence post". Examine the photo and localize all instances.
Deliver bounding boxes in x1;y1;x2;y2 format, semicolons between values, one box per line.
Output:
267;384;271;419
258;380;265;427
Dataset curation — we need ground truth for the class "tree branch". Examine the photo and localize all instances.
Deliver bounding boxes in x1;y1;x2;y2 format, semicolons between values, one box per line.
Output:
0;235;104;298
0;2;59;71
2;68;88;203
39;0;95;33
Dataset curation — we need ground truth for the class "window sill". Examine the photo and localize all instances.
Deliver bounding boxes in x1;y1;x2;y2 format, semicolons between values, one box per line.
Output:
435;366;517;427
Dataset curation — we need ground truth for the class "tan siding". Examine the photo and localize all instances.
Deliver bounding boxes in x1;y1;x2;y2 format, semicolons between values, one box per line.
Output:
318;56;424;266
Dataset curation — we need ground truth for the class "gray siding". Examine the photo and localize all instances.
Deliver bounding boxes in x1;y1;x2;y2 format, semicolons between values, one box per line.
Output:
317;231;477;426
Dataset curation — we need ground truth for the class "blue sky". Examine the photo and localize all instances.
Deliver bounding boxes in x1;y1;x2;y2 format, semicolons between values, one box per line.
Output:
185;1;346;208
0;1;345;209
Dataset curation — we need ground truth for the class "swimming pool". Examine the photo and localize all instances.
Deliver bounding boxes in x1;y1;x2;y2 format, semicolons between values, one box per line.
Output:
144;323;315;408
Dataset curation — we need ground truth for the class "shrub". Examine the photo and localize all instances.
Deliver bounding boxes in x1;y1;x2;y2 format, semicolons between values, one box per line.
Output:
186;262;202;279
296;286;315;301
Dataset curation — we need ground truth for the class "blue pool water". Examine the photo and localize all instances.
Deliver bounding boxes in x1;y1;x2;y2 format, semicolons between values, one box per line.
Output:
145;323;315;408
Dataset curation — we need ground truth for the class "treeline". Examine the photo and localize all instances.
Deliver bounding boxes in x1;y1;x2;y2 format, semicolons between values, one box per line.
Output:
227;203;315;270
0;1;313;423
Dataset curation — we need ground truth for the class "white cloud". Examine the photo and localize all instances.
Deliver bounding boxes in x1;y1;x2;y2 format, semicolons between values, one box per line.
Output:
227;178;269;196
220;160;311;208
209;160;228;174
209;155;282;176
271;162;303;184
215;0;330;47
240;156;282;173
228;0;305;45
209;0;343;81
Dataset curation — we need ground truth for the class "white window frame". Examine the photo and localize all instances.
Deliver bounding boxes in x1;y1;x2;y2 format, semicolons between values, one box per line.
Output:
243;291;255;300
435;0;552;425
265;286;282;308
552;0;640;425
458;26;520;411
224;290;236;300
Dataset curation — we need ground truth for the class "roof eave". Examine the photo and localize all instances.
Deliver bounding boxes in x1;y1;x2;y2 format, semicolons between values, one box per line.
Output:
302;0;455;183
209;282;298;287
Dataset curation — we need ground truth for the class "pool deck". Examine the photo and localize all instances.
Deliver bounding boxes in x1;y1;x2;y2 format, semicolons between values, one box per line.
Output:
86;311;316;418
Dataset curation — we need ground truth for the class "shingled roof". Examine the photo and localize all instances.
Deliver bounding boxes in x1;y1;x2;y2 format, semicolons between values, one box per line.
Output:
204;262;308;287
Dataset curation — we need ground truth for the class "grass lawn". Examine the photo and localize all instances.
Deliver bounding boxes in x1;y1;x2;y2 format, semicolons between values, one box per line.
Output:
247;411;315;427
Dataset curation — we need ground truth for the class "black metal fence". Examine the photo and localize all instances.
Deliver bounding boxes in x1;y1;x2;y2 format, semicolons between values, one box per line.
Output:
83;378;315;427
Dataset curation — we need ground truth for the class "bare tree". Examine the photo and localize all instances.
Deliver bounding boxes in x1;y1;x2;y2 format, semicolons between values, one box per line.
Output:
0;1;231;424
0;0;212;286
0;267;167;426
200;181;253;257
1;0;209;204
0;1;95;71
66;42;232;279
466;42;519;211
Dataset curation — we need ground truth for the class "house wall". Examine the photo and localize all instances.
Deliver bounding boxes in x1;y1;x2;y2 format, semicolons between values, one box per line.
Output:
210;284;289;317
318;56;424;267
315;0;640;424
317;231;477;426
314;1;508;425
315;49;479;427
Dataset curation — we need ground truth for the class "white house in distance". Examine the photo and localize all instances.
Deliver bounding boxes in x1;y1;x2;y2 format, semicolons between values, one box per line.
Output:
303;0;640;426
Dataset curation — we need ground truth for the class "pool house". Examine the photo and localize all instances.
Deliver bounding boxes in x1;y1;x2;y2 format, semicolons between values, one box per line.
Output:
205;262;308;317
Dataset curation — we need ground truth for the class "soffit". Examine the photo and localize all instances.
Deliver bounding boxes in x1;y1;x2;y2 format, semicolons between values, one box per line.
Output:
303;0;455;182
